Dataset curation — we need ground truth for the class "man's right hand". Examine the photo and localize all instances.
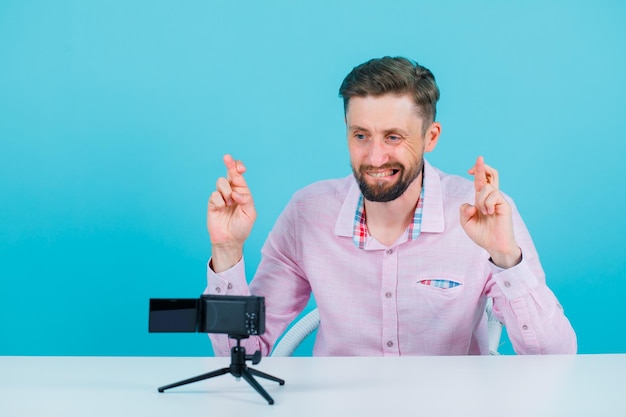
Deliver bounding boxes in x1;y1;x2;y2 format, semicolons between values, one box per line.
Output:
207;154;256;273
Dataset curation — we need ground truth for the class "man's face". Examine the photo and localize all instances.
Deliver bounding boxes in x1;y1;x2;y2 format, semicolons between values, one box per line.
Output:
346;94;439;202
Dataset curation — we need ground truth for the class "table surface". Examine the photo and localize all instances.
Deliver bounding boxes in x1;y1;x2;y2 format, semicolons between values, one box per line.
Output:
1;354;625;416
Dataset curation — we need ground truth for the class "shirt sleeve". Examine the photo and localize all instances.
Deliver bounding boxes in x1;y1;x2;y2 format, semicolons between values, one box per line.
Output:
204;197;312;357
485;199;577;354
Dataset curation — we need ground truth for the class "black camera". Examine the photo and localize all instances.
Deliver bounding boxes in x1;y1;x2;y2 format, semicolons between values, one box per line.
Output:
149;294;265;336
149;294;283;404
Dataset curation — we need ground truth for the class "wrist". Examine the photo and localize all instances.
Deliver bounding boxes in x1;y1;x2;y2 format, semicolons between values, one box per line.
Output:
489;247;522;269
210;243;244;273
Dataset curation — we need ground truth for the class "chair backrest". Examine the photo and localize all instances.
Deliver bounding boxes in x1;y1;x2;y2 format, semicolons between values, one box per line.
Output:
485;297;502;355
271;308;320;357
271;299;503;356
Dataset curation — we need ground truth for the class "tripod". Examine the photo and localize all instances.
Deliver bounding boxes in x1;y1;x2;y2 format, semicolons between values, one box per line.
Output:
157;336;285;405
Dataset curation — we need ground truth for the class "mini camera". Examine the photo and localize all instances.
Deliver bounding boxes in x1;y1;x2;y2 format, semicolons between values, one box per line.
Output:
149;294;265;336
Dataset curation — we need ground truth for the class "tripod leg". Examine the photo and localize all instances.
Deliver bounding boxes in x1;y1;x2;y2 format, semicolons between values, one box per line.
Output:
248;368;285;385
240;368;276;405
158;367;230;392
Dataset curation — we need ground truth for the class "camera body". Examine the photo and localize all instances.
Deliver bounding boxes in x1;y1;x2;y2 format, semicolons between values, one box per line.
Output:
149;294;265;336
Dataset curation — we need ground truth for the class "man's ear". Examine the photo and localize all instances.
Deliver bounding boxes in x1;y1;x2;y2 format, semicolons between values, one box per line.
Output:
424;122;441;153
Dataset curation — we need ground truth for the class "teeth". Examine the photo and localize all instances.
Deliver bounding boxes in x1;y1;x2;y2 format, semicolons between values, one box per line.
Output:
369;170;394;178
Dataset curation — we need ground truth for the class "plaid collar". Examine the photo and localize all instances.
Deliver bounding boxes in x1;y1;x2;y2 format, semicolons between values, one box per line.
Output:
352;186;425;250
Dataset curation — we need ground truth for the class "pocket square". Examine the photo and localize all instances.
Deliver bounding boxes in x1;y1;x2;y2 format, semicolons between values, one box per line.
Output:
418;279;461;289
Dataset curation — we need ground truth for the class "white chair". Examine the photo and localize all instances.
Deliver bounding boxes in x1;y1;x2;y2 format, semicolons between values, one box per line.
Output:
485;297;503;355
271;308;321;357
271;298;503;356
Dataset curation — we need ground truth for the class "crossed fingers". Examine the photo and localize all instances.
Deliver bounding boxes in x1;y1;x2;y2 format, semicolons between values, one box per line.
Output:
212;154;249;207
469;156;501;215
470;155;499;191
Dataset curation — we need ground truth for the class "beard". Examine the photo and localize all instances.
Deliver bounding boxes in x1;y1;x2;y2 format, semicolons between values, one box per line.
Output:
352;158;424;202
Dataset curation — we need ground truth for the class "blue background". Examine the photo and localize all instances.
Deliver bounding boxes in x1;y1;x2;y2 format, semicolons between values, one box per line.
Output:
1;0;625;356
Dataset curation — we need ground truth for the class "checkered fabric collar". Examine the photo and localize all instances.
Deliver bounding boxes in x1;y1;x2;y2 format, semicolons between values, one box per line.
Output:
352;186;425;250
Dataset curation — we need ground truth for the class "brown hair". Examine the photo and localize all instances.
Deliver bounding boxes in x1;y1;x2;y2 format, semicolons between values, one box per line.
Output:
339;56;440;128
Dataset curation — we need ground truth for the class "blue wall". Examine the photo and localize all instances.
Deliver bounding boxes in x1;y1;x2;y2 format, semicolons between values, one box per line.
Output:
1;1;625;356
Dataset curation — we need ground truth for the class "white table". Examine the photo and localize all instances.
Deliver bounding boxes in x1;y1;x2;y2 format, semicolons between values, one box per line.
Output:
1;354;624;416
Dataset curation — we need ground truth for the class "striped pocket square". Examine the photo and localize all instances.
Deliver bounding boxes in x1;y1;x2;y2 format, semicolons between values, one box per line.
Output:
418;279;461;289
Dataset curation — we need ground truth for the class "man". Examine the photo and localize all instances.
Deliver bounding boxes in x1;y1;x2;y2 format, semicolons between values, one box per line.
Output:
206;57;576;356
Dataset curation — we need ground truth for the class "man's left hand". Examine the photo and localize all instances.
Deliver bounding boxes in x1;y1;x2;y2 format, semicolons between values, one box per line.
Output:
460;156;522;269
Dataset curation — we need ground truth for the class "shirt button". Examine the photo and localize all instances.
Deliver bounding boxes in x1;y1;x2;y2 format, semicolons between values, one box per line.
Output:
503;281;511;288
386;249;393;255
227;283;233;290
387;341;394;347
522;324;529;330
385;292;392;298
215;287;222;293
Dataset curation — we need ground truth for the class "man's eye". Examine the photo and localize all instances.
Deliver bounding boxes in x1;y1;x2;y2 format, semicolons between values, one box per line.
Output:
387;135;401;143
355;134;367;141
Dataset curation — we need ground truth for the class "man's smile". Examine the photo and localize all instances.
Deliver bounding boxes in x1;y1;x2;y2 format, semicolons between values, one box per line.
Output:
367;169;399;179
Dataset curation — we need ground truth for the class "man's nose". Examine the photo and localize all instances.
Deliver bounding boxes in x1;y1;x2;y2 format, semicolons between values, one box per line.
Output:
367;139;390;167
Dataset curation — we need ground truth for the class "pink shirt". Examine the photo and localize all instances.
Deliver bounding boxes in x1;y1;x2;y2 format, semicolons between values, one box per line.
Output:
206;160;577;356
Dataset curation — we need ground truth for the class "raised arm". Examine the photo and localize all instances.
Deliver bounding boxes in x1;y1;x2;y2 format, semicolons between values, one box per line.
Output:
207;154;257;272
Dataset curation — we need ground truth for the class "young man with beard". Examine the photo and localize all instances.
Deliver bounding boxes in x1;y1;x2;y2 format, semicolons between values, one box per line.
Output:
205;57;577;356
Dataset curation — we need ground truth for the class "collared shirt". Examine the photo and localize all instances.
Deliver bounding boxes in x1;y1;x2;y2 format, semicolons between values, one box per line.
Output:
353;188;424;249
207;160;577;356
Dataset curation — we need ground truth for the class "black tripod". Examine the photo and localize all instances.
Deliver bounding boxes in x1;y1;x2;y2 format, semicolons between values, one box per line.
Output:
157;336;285;405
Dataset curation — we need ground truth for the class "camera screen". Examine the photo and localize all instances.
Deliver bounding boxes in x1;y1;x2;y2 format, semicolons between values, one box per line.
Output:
149;298;199;332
